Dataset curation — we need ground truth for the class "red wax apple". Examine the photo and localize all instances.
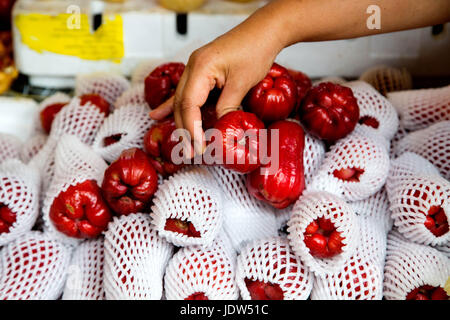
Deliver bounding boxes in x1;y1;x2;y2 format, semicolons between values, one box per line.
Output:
80;93;110;116
103;133;123;147
164;218;201;238
246;120;305;209
406;285;449;300
304;217;344;258
0;203;16;234
244;279;284;300
144;62;185;109
359;115;379;129
201;88;221;131
333;167;365;182
143;116;184;176
298;82;359;142
40;102;68;134
287;68;312;113
101;148;158;216
212;110;265;174
185;292;209;300
243;63;297;123
49;180;112;238
424;205;449;237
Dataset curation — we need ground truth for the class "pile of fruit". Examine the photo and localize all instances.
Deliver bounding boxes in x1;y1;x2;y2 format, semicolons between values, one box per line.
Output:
0;60;448;300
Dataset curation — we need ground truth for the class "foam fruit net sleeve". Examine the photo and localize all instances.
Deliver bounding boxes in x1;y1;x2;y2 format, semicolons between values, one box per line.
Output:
19;133;47;164
34;92;72;134
41;134;108;246
164;235;239;300
62;237;105;300
206;165;278;253
307;128;390;202
387;84;450;132
287;191;359;276
113;84;148;110
0;231;73;300
92;103;154;163
151;166;223;248
103;213;174;300
392;120;450;180
0;159;40;247
383;230;450;300
236;236;314;300
386;153;450;246
0;133;22;164
75;72;131;110
359;65;412;96
344;80;399;142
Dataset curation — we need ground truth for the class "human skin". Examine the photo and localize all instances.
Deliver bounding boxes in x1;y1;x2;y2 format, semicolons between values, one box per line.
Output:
149;0;450;156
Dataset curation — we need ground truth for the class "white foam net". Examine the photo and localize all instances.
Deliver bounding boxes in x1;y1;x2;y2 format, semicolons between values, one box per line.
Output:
75;72;131;110
287;191;359;276
236;236;314;300
92;104;154;163
41;134;109;246
164;236;239;300
0;231;73;300
19;133;47;164
359;65;412;96
387;85;450;131
103;213;174;300
0;133;22;164
35;92;72;134
62;237;105;300
344;80;399;141
383;230;450;300
386;153;450;246
303;132;326;186
392;121;450;180
151;166;223;247
0;159;40;246
113;84;148;110
206;165;278;253
308;129;390;202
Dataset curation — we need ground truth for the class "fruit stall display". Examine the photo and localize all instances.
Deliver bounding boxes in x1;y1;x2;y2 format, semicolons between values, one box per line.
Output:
0;57;448;300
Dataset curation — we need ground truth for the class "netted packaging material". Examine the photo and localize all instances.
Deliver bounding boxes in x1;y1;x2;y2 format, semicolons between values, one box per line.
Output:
164;236;239;300
386;153;450;246
206;165;278;253
35;92;72;134
344;80;399;141
387;85;450;132
75;72;131;110
92;104;154;163
287;191;359;276
41;134;108;246
392;121;450;180
0;133;22;164
113;84;148;110
435;243;450;260
0;159;40;246
29;97;107;195
236;236;313;300
151;166;223;247
303;132;326;186
390;122;411;159
359;65;412;96
307;129;390;202
103;213;174;300
19;133;47;164
0;231;73;300
62;238;105;300
383;230;450;300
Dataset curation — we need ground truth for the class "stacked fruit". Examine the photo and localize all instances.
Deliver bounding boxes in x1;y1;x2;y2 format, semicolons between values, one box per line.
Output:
0;62;448;300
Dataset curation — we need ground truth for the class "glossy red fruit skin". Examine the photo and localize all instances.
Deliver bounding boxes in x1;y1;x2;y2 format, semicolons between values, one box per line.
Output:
49;180;112;239
144;62;185;109
425;206;449;237
287;68;312;113
101;148;158;216
0;204;16;234
243;63;298;123
164;218;201;238
185;292;209;300
244;279;284;300
359;115;379;129
304;217;344;258
406;285;449;300
213;110;265;174
40;102;68;134
143;117;184;176
246;120;305;209
333;167;365;183
80;94;110;116
298;82;359;142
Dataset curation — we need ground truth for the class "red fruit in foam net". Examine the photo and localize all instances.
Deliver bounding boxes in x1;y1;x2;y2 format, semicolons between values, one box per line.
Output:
424;205;449;237
185;292;209;300
333;167;365;183
244;278;284;300
144;62;185;109
80;93;111;116
0;203;16;234
40;102;68;134
304;217;344;258
298;82;359;142
406;285;449;300
164;218;201;238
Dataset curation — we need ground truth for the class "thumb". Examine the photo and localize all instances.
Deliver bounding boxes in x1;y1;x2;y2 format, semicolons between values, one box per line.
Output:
215;79;251;118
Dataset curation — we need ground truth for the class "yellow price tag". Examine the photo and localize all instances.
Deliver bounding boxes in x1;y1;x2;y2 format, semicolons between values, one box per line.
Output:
15;13;124;63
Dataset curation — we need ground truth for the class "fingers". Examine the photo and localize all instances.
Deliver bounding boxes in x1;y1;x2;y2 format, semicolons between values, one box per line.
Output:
215;77;250;118
149;96;174;120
